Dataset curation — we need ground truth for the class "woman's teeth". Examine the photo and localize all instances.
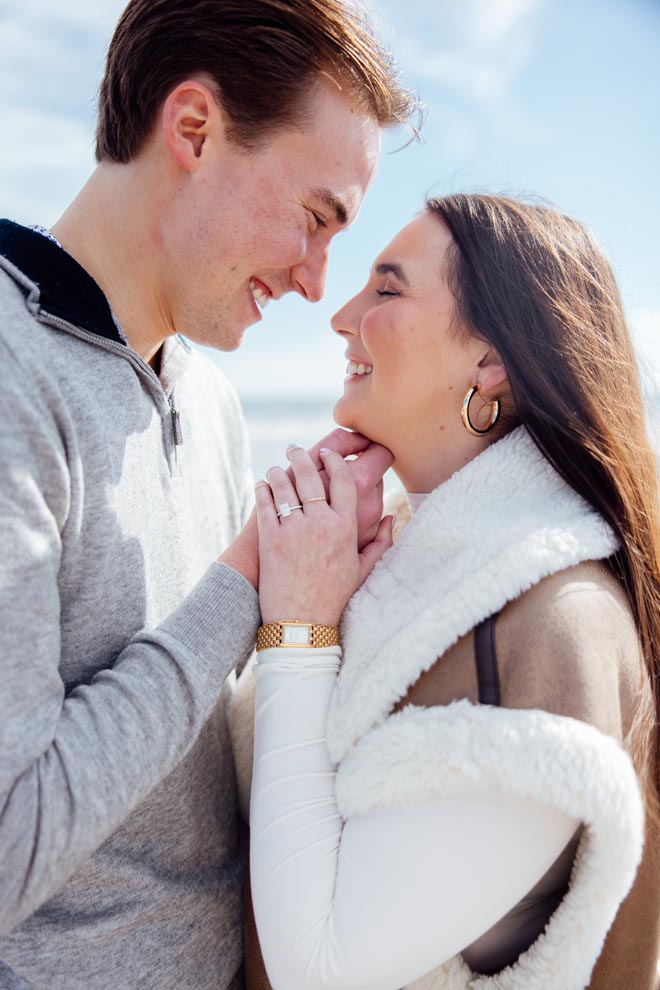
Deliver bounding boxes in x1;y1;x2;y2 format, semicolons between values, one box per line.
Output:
346;361;373;376
249;279;271;310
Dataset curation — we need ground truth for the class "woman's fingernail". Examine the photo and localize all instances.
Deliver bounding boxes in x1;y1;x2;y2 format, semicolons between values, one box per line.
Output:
255;479;268;487
286;443;299;452
390;515;396;529
319;447;331;455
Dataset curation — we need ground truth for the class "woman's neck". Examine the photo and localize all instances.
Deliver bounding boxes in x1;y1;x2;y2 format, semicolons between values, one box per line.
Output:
392;431;492;493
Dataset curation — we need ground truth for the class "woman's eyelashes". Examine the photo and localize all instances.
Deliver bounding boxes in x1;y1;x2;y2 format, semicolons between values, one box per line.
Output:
376;286;400;298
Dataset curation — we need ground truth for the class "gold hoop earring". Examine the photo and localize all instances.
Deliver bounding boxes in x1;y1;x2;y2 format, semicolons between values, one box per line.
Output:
461;385;500;437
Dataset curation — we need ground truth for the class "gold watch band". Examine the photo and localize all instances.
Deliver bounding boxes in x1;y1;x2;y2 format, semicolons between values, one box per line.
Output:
256;620;340;651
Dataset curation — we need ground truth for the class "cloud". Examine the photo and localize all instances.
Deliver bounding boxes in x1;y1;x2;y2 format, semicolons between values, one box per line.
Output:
0;108;94;224
379;0;543;107
0;0;122;31
0;2;122;222
468;0;540;46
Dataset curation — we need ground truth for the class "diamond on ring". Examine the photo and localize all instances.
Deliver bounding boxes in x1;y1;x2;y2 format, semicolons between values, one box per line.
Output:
276;502;303;518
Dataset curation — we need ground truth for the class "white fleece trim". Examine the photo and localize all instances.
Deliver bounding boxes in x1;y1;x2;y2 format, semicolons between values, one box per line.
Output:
336;701;644;990
328;428;618;763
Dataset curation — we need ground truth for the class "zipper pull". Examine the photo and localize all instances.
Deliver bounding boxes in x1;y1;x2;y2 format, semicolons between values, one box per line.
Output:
169;399;183;446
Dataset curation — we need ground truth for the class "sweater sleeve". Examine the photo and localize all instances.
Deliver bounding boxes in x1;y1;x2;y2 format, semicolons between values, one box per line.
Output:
250;651;578;990
0;344;261;936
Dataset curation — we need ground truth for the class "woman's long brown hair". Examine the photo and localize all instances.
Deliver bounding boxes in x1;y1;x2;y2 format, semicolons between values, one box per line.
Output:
428;193;660;816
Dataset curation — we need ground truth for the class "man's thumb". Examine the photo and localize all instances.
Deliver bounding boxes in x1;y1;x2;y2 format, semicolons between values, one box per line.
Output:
358;515;394;581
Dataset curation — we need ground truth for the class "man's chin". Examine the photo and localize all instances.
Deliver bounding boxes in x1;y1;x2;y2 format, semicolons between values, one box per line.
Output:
208;323;248;352
222;332;245;352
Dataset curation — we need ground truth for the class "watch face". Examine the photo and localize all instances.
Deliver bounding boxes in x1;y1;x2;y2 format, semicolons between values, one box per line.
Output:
282;623;311;646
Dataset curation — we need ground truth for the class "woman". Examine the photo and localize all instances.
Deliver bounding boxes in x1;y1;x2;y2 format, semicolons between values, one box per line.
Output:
230;195;660;989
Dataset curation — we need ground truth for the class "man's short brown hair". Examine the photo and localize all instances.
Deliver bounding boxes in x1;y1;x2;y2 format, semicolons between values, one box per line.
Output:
95;0;418;163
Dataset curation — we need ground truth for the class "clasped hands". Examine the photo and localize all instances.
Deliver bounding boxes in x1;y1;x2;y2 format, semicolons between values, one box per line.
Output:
220;429;394;627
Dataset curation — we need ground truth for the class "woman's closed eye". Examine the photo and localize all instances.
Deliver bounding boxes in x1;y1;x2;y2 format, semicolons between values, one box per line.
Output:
377;288;400;297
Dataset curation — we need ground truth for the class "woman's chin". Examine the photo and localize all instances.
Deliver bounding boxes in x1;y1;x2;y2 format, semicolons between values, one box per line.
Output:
332;395;360;433
333;396;391;449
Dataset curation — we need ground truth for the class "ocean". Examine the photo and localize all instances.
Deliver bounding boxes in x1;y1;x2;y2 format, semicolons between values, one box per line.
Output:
241;396;660;486
242;396;340;481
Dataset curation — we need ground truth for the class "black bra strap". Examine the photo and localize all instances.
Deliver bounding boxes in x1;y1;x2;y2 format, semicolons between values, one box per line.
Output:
473;613;501;707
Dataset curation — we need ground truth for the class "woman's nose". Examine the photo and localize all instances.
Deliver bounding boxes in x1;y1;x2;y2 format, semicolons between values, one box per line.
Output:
331;294;362;337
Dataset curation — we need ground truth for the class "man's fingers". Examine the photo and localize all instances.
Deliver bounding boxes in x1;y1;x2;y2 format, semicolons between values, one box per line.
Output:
307;428;370;468
358;515;394;581
349;442;394;495
319;448;357;518
254;479;278;533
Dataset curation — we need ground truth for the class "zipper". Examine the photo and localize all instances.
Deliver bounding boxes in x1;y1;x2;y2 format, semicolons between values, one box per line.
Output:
39;310;184;464
169;396;183;446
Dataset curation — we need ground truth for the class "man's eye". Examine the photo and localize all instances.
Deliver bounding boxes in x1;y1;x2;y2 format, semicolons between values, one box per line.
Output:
307;209;327;231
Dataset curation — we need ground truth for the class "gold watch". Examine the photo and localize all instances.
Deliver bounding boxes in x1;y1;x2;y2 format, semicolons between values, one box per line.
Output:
256;620;340;651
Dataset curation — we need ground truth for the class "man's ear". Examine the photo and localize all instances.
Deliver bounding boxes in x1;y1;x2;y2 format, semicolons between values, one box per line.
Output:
161;80;222;171
476;345;509;400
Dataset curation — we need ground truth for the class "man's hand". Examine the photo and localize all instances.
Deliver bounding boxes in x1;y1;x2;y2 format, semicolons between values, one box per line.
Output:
306;429;394;550
219;429;393;587
219;509;259;589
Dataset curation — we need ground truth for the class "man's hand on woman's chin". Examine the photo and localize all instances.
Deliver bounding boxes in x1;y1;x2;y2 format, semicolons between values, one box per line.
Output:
218;429;394;588
306;428;394;550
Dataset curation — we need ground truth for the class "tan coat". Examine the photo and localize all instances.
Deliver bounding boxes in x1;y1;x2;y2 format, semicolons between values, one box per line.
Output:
243;562;658;990
396;561;660;990
237;430;653;988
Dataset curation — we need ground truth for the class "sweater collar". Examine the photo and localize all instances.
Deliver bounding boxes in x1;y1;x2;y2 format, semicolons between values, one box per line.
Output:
0;219;124;345
0;219;193;391
327;427;619;763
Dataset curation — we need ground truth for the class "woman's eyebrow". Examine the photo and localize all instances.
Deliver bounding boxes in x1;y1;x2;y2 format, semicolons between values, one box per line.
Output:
375;262;409;285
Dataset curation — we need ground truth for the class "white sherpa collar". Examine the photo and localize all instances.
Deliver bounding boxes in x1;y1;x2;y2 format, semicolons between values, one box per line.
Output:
335;701;644;990
327;427;619;763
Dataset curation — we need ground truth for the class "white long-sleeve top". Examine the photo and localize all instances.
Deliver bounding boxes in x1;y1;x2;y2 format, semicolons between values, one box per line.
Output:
250;647;579;990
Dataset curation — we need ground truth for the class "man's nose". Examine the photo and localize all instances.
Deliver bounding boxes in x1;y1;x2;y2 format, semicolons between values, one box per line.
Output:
291;243;329;303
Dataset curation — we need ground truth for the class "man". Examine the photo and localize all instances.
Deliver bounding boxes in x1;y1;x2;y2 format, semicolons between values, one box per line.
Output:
0;1;416;987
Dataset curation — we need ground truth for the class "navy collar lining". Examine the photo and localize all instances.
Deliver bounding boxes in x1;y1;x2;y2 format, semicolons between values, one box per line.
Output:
0;219;124;345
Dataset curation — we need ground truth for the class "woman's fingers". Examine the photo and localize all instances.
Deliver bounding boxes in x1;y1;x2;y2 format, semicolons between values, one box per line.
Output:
265;465;301;520
285;445;327;506
254;443;388;629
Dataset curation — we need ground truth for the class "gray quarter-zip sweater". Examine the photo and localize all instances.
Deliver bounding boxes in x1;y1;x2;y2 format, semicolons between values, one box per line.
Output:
0;221;261;990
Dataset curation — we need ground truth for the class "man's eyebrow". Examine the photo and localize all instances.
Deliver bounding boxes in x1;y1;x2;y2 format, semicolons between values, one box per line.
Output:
312;188;349;226
375;262;409;286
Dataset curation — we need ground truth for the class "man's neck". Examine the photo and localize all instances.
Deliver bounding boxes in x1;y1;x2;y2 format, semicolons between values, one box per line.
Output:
51;163;171;365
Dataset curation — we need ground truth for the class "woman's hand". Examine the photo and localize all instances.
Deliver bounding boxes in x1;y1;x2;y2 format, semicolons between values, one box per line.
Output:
255;445;393;626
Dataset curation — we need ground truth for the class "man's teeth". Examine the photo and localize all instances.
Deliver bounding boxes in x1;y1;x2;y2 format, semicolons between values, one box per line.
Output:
249;279;271;310
346;361;373;376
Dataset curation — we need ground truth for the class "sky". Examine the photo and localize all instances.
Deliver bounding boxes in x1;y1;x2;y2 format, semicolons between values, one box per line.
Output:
1;0;659;404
